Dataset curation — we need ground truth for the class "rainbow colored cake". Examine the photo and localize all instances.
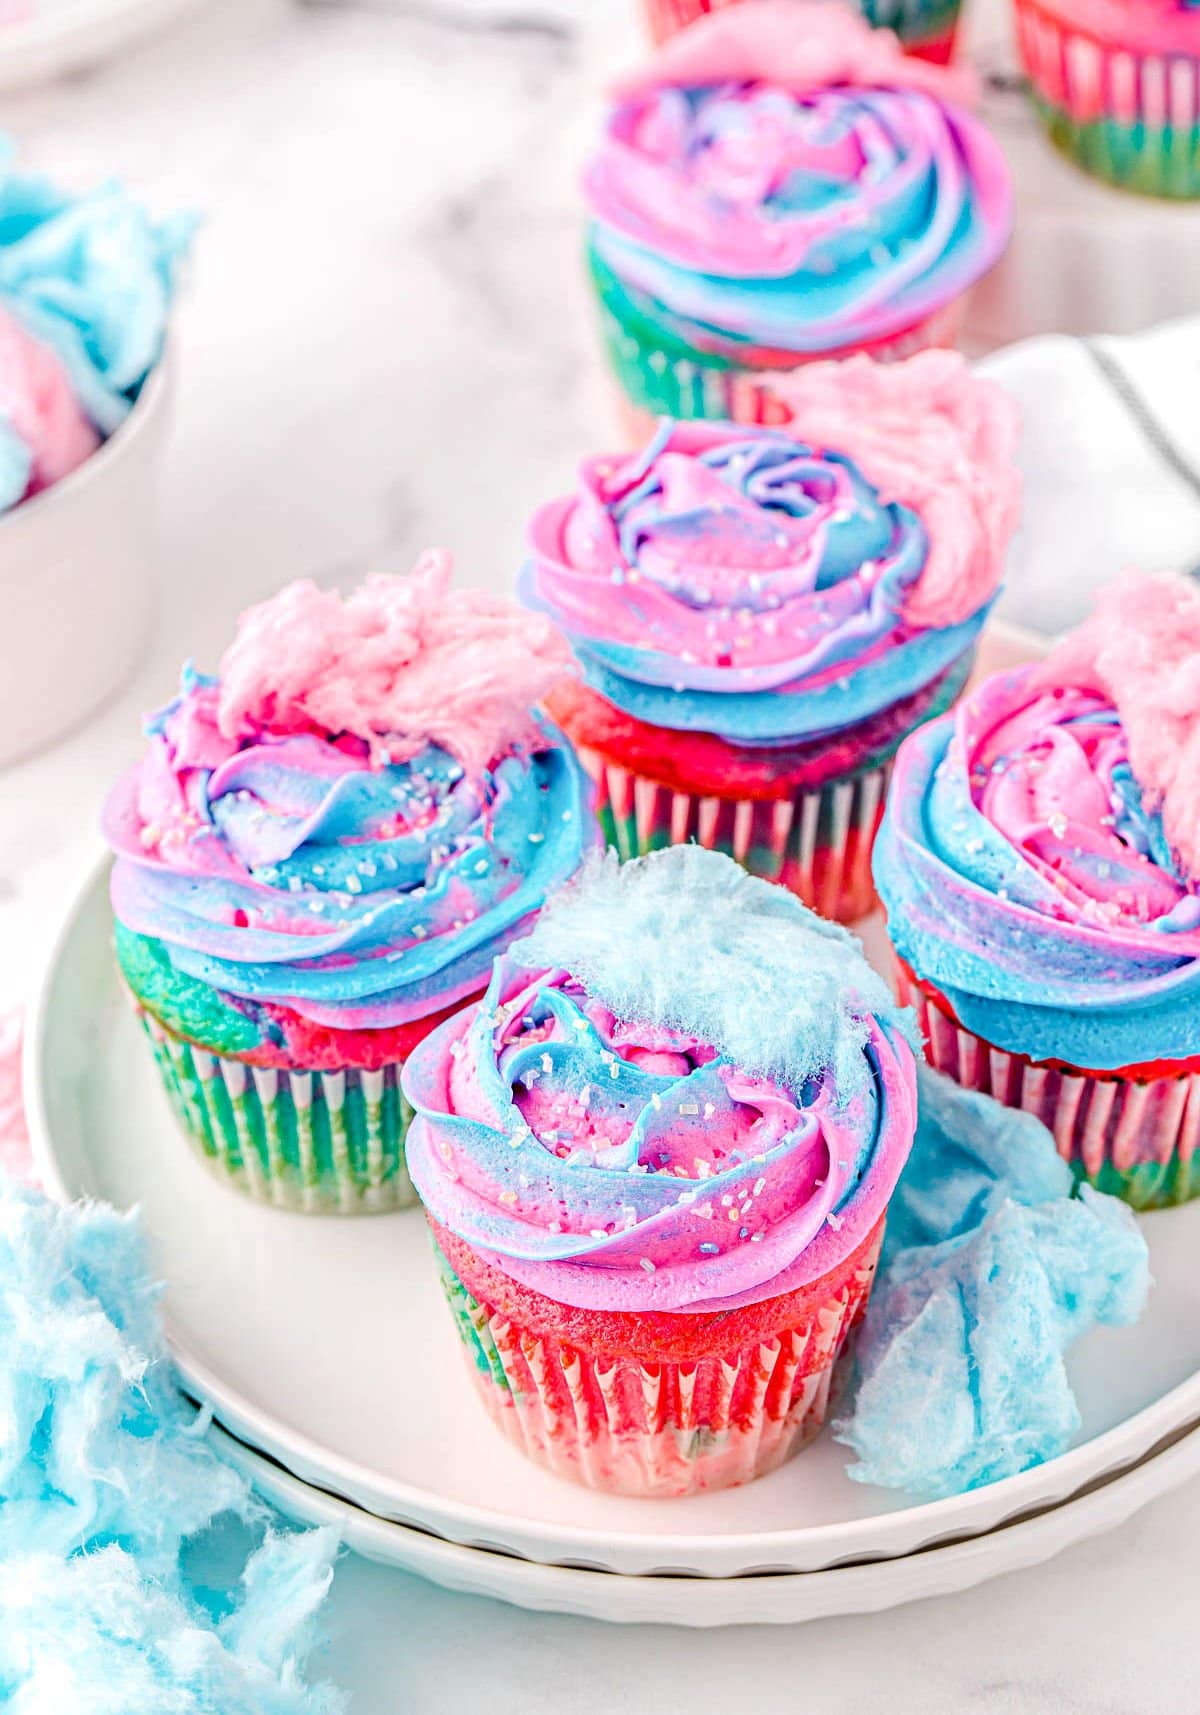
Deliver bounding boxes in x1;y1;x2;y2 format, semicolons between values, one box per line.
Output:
1015;0;1200;198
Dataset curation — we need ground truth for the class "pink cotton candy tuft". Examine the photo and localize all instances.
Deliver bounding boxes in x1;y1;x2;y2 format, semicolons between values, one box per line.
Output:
611;0;980;107
217;550;573;777
0;307;99;498
0;1009;32;1184
1037;572;1200;882
766;350;1021;629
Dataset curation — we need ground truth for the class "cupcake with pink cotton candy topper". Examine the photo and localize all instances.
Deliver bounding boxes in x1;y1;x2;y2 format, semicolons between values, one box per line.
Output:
875;571;1200;1210
521;348;1021;923
102;553;596;1215
584;0;1012;431
404;844;918;1497
1014;1;1200;199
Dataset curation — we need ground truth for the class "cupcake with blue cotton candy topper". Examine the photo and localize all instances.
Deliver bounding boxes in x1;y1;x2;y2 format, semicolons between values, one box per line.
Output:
102;552;596;1215
523;348;1021;923
875;571;1200;1210
403;844;918;1497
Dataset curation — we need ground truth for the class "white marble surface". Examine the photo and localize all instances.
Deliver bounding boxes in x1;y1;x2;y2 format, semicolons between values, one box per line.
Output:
5;0;1200;1707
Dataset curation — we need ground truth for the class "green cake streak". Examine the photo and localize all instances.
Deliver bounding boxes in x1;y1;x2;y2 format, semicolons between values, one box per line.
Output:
115;923;262;1055
1034;96;1200;199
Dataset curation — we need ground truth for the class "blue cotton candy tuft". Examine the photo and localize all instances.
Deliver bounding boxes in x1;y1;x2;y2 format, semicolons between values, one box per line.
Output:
512;847;908;1095
834;1068;1150;1498
879;1067;1076;1263
0;1539;341;1715
0;1175;343;1713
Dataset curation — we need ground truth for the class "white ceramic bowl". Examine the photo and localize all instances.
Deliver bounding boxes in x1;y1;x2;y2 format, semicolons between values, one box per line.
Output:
0;353;172;768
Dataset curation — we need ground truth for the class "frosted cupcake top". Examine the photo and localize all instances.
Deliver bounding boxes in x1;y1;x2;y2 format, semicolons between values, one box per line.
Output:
0;137;192;512
522;351;1021;745
584;1;1012;358
104;555;595;1048
404;847;917;1314
874;573;1200;1072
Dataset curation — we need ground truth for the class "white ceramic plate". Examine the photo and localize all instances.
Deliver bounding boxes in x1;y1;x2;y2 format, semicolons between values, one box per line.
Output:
27;806;1200;1582
0;0;203;89
209;1417;1200;1626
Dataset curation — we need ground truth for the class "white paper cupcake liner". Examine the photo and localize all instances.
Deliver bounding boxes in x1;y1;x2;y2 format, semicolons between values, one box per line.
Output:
434;1238;881;1497
138;1006;417;1214
908;983;1200;1209
591;753;890;923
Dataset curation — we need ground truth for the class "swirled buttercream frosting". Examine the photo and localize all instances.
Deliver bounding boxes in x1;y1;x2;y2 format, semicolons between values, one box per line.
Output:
874;574;1200;1072
404;847;917;1313
522;354;1019;747
584;1;1012;359
104;554;595;1059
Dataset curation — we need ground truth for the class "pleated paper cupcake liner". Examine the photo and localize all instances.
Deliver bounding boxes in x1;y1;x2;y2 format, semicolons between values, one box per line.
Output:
136;1004;417;1214
641;0;961;59
1015;0;1200;198
433;1240;881;1498
589;752;890;924
903;976;1200;1210
595;289;965;432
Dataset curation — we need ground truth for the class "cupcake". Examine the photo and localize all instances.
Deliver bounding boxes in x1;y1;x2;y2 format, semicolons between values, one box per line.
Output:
584;0;1012;430
643;0;963;66
103;553;596;1215
1014;2;1200;199
874;572;1200;1211
404;846;917;1496
522;350;1021;923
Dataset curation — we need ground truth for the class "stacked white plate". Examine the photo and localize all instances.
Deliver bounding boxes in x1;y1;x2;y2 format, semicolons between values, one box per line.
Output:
27;642;1200;1623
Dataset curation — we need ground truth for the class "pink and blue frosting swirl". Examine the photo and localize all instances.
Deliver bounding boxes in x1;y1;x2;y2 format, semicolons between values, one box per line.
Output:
523;359;1019;746
875;577;1200;1070
585;2;1012;359
104;559;595;1048
405;847;917;1313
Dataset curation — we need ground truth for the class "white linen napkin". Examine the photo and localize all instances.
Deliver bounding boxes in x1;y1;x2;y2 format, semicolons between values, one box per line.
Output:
982;316;1200;640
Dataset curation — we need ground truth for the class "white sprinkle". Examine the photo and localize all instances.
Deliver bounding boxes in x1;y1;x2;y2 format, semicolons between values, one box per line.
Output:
639;1257;656;1273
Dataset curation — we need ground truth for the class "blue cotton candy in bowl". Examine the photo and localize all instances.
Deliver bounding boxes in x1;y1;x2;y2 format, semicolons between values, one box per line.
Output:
0;1175;343;1713
834;1069;1151;1499
512;845;910;1099
0;138;196;436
